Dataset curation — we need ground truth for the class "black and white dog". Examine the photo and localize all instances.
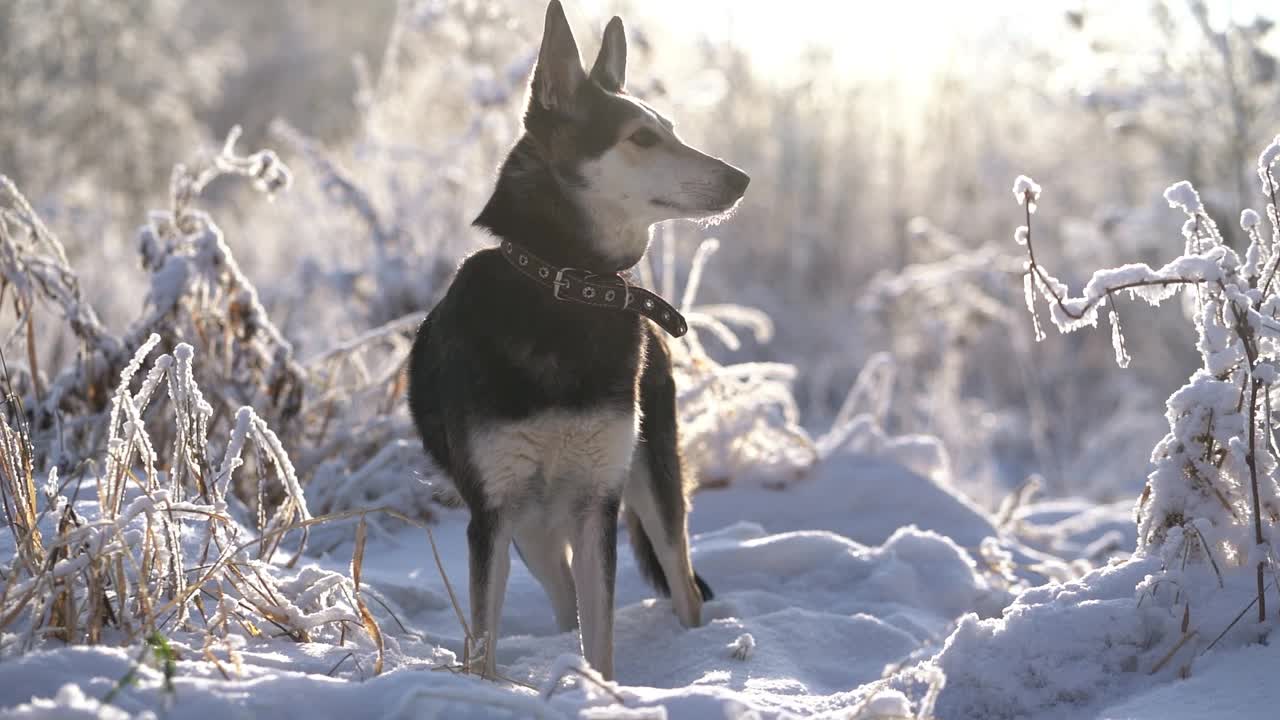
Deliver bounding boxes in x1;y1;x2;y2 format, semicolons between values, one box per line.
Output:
407;0;749;680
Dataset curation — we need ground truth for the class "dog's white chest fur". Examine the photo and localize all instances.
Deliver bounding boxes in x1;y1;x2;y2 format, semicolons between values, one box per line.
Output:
469;408;640;509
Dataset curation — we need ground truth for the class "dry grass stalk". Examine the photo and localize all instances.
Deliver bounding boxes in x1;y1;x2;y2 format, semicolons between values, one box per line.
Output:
350;516;384;676
0;336;380;662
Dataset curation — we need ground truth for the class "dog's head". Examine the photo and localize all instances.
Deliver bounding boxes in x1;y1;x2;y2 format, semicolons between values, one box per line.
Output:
521;1;750;266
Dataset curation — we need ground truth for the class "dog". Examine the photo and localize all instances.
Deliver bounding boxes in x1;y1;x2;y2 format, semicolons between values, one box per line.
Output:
407;0;749;681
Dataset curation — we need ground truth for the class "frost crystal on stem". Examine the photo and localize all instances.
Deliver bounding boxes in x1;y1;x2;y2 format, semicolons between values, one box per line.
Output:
1108;309;1130;368
1023;272;1045;342
1013;175;1041;213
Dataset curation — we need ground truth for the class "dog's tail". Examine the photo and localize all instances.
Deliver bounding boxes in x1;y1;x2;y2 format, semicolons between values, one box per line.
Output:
624;509;714;601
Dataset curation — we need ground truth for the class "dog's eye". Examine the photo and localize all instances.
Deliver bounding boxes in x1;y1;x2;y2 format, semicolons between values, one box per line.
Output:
628;128;661;148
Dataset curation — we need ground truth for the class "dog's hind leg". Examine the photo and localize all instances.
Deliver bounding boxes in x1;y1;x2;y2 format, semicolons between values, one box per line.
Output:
624;451;705;628
570;493;620;680
467;506;513;678
626;330;708;628
514;521;578;632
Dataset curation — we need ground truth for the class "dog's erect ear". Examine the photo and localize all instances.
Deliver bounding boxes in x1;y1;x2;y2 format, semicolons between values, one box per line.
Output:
590;16;626;92
532;1;586;113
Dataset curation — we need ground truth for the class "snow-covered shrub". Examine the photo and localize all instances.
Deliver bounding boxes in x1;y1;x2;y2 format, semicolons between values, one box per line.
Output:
1019;134;1280;618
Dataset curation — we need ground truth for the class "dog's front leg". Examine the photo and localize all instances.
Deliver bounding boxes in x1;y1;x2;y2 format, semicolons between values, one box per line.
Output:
570;492;620;680
467;507;512;679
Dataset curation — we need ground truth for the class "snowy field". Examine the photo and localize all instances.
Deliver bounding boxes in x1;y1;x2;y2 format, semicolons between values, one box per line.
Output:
4;1;1280;719
1;445;1273;719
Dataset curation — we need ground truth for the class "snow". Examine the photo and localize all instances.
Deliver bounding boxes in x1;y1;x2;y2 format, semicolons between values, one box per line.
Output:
1163;181;1203;215
5;404;1275;720
1096;642;1280;720
1013;175;1044;211
1253;362;1277;385
1259;134;1280;173
0;451;1022;719
3;684;150;720
863;689;914;718
1013;175;1041;213
8;443;1269;720
1240;208;1261;229
727;633;755;661
927;551;1280;720
925;557;1165;720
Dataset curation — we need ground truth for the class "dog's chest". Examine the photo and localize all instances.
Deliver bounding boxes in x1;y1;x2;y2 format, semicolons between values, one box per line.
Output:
468;407;639;509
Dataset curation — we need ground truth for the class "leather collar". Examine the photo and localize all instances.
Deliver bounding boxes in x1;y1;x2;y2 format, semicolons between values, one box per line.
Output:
499;240;688;337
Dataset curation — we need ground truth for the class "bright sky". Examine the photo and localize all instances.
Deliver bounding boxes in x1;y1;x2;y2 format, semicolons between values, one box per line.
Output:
664;0;1026;74
581;0;1275;85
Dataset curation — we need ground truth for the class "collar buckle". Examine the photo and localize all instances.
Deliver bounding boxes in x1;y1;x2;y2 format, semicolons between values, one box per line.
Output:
552;267;587;300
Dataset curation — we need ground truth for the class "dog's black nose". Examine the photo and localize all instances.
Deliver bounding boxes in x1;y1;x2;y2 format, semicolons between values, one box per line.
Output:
725;167;751;196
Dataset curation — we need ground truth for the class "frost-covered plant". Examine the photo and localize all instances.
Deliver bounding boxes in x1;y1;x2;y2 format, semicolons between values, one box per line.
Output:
860;220;1035;496
124;129;304;471
299;311;431;520
653;238;816;486
0;335;380;664
264;0;534;335
0;176;121;405
2;129;303;478
644;235;942;489
1019;134;1280;619
857;215;1165;504
4;123;426;528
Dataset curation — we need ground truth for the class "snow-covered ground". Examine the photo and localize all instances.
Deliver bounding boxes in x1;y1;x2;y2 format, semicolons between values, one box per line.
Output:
4;446;1271;719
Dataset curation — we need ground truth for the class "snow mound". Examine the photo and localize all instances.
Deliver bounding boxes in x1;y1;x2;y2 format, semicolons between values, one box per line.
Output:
691;451;1000;549
494;523;1004;715
1;683;152;720
0;452;1011;719
921;548;1280;720
1096;641;1280;720
925;557;1167;720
